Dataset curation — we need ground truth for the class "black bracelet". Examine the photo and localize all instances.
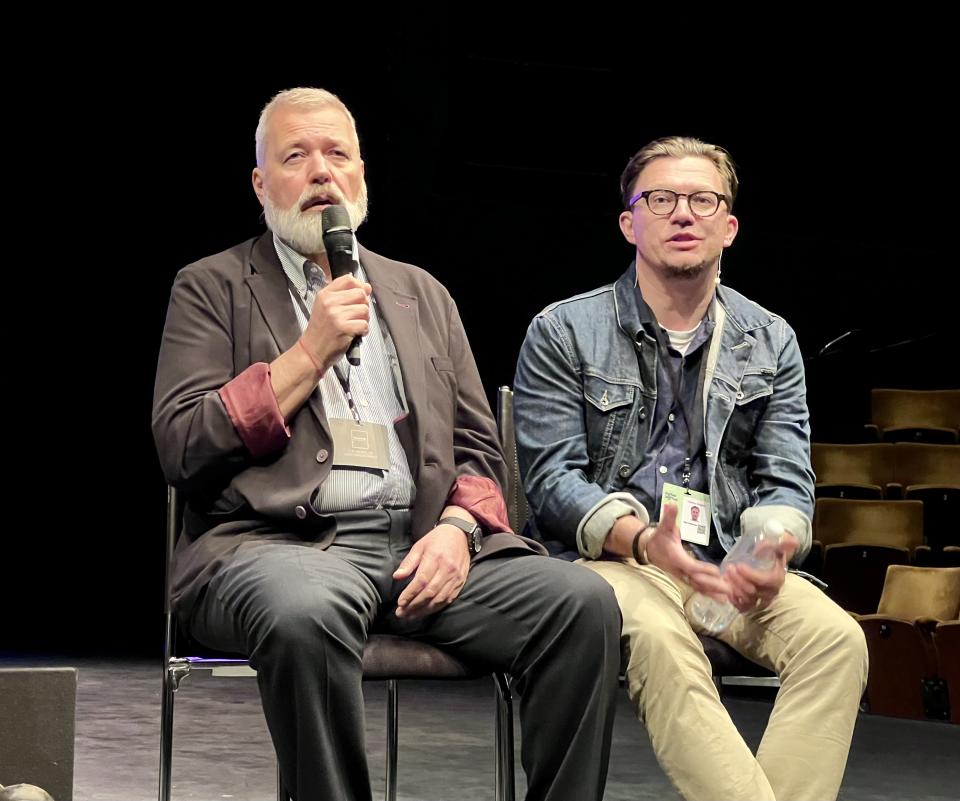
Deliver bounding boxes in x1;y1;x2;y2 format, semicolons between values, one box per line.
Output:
632;524;651;565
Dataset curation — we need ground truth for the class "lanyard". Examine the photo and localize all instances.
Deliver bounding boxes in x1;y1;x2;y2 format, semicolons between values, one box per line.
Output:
286;272;409;424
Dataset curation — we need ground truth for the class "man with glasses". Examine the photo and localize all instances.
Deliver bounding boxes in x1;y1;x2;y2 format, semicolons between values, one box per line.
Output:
514;137;867;801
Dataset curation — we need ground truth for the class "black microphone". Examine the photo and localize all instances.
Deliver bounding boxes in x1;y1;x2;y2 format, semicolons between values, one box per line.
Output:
321;205;361;366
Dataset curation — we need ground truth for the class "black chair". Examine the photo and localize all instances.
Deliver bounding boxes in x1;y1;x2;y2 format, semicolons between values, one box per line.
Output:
495;386;775;689
160;487;516;801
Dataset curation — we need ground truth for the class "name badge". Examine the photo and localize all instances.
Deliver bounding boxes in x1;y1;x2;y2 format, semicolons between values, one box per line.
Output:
660;482;712;546
328;419;391;470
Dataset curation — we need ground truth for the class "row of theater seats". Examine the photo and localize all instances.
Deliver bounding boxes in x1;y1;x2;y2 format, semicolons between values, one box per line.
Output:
809;498;958;613
807;442;959;614
864;388;959;443
813;442;959;503
809;411;958;722
853;565;959;722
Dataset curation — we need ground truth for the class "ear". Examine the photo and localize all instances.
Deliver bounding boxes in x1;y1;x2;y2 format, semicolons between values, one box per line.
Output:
723;212;739;248
618;210;637;245
252;167;266;207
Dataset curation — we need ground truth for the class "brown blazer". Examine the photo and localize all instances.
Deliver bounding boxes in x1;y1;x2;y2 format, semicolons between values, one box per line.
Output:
152;233;541;612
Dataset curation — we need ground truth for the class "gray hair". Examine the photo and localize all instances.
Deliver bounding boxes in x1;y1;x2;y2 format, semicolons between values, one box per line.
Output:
255;87;359;167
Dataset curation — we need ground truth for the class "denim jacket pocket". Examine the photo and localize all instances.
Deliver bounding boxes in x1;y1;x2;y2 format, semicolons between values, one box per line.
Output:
582;374;636;471
735;368;775;405
724;369;775;461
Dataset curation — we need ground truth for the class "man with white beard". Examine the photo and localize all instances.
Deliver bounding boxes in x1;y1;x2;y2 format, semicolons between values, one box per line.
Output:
152;87;620;801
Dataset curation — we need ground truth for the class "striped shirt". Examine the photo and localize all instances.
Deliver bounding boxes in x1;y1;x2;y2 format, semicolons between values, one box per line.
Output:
273;235;415;513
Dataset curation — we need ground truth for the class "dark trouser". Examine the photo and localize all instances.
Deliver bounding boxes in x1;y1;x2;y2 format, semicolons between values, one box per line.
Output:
187;509;621;801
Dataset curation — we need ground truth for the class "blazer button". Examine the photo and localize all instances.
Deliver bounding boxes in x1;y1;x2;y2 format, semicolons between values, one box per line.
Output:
316;448;329;463
618;464;631;478
295;505;307;520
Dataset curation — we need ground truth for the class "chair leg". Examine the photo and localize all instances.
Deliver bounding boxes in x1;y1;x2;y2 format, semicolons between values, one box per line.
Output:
276;762;288;801
385;679;398;801
159;659;184;801
494;673;515;801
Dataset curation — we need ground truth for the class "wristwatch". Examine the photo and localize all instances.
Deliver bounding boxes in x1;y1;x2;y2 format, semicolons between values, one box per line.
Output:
437;516;483;555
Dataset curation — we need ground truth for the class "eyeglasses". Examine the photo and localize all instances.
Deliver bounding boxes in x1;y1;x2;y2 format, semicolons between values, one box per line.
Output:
628;189;729;218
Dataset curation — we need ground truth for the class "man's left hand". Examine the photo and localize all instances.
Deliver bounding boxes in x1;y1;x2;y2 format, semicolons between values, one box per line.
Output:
724;533;798;613
393;524;471;619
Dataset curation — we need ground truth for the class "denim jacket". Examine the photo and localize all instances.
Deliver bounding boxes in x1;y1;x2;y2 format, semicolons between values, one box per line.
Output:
514;263;815;561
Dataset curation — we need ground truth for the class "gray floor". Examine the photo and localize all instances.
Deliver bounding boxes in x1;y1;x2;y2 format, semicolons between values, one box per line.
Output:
4;658;960;801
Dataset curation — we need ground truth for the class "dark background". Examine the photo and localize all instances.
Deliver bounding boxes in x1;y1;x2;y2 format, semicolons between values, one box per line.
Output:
6;23;956;655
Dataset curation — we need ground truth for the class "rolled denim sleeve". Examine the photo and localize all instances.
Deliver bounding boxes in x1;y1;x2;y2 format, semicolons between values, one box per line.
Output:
577;493;650;558
514;312;616;555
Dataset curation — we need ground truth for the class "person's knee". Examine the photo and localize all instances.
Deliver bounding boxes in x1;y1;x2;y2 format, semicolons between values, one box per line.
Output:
556;564;622;638
790;604;870;689
530;564;623;681
624;602;687;651
824;611;869;682
620;603;707;695
255;594;362;663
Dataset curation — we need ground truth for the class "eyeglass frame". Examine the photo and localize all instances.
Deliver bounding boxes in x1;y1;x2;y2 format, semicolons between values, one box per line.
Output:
627;189;730;217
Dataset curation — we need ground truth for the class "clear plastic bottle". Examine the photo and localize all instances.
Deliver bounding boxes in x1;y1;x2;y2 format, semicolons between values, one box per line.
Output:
685;518;786;634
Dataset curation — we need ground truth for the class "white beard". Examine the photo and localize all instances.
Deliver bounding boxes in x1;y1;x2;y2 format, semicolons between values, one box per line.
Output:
263;181;369;256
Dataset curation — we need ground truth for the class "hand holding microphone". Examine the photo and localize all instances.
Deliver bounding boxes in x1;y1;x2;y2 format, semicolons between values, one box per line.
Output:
298;205;369;373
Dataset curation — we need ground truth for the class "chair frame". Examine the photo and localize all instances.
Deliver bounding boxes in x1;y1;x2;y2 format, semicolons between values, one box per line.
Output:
159;486;516;801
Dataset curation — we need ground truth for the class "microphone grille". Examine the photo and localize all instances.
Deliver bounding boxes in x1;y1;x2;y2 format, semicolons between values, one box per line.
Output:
321;204;352;235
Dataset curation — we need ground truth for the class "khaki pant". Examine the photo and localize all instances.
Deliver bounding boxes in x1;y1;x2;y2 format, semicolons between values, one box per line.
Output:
583;558;868;801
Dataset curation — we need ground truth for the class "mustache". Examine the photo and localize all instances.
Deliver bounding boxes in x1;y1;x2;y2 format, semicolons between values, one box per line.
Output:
298;186;345;209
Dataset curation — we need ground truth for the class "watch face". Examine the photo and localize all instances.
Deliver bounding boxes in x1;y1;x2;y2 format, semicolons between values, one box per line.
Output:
470;529;483;554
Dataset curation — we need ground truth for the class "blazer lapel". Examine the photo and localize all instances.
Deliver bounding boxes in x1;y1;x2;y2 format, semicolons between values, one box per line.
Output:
246;233;330;438
359;246;425;480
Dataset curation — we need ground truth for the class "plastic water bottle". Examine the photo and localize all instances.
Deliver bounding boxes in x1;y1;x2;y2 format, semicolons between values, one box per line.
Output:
685;519;786;634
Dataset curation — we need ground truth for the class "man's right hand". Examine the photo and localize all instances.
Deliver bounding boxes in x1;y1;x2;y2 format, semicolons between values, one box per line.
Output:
644;503;730;600
300;275;372;373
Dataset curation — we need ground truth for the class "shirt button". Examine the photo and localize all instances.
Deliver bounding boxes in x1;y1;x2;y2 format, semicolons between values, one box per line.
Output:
736;391;745;400
639;408;647;420
659;465;668;475
705;451;713;458
618;464;631;478
360;399;369;407
316;449;329;463
668;412;676;422
295;505;307;520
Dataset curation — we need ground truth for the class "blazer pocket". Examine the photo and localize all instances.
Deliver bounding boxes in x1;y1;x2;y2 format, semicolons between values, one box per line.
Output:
431;356;455;373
